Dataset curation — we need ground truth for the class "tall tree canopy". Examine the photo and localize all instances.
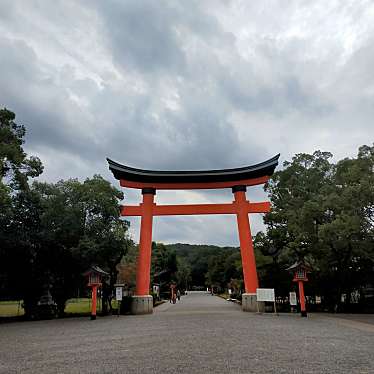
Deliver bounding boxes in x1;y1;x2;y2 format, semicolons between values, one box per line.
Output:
0;108;43;191
0;108;131;318
0;108;44;313
33;176;131;315
258;146;374;310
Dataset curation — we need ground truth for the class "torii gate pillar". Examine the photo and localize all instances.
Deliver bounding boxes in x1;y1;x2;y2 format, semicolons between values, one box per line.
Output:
131;188;155;315
232;186;264;312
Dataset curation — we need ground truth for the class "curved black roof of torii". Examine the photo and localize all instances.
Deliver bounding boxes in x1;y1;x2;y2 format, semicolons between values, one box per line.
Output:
107;154;280;184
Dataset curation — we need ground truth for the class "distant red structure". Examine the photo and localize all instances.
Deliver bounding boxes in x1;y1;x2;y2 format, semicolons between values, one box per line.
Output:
287;261;310;317
84;266;108;320
108;154;279;314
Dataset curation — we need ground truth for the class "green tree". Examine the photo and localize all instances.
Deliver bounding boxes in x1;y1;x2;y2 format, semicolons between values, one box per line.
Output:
315;145;374;310
260;146;374;311
34;176;131;315
175;257;191;291
151;242;178;295
264;150;333;262
0;108;44;317
0;108;43;190
0;188;47;317
205;254;224;290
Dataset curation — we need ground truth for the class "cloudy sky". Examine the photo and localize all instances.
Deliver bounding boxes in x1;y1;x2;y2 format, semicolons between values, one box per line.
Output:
1;1;373;246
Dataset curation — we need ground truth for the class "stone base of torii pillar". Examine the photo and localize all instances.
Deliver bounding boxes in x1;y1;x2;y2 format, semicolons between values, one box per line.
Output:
131;295;153;315
242;293;265;312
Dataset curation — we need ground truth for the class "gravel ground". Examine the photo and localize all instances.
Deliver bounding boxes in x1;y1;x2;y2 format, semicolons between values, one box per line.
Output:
0;291;373;374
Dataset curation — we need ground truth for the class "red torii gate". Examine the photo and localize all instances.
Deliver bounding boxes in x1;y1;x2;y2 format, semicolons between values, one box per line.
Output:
108;154;279;314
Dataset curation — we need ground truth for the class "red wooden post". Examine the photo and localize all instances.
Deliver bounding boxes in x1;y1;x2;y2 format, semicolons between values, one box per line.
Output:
288;262;309;317
135;189;155;296
91;284;97;320
233;186;259;294
298;281;307;317
84;266;107;320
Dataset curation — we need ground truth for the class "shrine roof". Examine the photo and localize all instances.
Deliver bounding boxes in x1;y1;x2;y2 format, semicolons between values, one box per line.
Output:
286;261;312;272
107;154;280;185
83;265;109;277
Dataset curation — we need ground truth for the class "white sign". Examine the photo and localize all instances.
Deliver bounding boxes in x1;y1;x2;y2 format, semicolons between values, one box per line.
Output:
289;292;297;306
153;285;160;296
115;287;123;301
256;288;275;302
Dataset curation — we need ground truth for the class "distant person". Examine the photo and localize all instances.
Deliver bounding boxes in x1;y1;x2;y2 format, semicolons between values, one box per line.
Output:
169;289;174;303
177;290;181;301
170;285;177;303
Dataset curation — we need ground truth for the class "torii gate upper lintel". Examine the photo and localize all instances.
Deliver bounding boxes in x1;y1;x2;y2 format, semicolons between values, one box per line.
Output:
107;154;280;314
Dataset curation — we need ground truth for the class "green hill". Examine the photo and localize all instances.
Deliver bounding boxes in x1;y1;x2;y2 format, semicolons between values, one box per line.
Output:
166;243;239;287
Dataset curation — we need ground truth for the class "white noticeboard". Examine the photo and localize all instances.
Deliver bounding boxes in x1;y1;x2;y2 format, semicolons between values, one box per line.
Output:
115;287;123;301
256;288;275;302
289;292;297;306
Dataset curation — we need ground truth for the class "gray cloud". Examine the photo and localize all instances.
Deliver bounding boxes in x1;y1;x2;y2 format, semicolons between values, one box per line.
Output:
0;1;373;245
96;1;187;74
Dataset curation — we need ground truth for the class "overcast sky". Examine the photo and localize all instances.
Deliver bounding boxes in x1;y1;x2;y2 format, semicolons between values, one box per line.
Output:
1;1;373;246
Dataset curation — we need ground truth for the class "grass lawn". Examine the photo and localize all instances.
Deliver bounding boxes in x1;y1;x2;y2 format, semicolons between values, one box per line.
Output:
0;301;24;316
0;298;120;317
64;298;91;314
65;298;119;314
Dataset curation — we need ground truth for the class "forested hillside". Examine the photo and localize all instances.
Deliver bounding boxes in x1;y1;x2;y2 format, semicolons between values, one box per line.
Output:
166;243;239;287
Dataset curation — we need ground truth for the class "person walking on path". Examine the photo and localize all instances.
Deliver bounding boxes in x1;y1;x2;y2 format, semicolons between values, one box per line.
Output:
170;284;177;304
177;290;181;301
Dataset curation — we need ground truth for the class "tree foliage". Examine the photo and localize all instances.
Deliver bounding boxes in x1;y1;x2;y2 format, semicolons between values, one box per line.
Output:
258;146;374;311
0;108;43;191
0;108;131;318
166;146;374;312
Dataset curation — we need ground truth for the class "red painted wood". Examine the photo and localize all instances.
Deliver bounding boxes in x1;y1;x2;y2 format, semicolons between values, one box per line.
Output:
135;193;154;296
120;201;270;216
91;285;97;317
154;203;236;215
119;173;273;301
248;201;271;213
298;280;306;313
121;205;144;216
234;190;259;294
120;175;270;190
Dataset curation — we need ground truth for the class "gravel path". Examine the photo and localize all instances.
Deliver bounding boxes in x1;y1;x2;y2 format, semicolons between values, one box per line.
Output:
0;291;373;373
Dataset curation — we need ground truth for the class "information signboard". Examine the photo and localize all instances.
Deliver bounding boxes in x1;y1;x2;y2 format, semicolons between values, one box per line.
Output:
115;287;123;301
256;288;275;302
289;292;297;306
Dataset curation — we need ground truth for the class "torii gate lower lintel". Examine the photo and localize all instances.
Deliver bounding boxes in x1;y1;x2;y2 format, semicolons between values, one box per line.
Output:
107;154;280;314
